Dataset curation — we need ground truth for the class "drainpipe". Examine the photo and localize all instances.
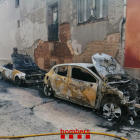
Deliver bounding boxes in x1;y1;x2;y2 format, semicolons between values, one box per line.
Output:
121;0;127;46
120;0;127;67
123;0;127;18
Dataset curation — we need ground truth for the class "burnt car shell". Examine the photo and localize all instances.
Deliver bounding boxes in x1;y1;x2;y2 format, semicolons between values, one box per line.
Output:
11;51;46;85
44;53;140;119
92;53;140;116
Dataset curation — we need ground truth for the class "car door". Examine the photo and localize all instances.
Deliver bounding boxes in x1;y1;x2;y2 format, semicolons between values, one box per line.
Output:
68;66;98;107
4;68;13;79
50;66;70;99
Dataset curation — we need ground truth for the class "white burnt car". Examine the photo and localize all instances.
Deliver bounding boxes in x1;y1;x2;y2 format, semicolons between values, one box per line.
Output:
44;53;140;119
0;50;46;86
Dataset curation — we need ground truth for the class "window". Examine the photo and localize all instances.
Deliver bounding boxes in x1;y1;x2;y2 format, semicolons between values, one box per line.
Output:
17;20;20;28
72;67;96;83
55;66;68;77
48;3;59;41
15;0;19;7
78;0;108;23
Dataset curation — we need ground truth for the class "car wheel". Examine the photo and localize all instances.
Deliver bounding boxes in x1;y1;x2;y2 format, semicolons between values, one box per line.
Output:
103;102;122;119
15;77;22;87
44;84;52;97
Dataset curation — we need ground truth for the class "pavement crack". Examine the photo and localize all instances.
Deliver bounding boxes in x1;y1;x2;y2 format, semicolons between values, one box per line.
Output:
29;100;55;112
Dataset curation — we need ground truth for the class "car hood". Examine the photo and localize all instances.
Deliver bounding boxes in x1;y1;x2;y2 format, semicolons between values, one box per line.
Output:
92;53;125;78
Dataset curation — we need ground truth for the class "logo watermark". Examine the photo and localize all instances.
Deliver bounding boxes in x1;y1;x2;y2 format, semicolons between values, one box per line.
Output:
60;129;90;139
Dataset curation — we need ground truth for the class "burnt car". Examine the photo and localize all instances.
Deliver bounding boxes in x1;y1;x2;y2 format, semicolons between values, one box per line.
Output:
0;49;46;86
44;53;140;119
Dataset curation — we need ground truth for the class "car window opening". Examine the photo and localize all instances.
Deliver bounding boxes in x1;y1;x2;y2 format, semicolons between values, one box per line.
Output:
4;63;13;70
72;67;96;83
55;66;68;77
88;67;101;78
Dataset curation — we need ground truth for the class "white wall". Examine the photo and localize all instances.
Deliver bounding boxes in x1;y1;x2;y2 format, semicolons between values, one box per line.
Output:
0;0;20;64
0;0;48;65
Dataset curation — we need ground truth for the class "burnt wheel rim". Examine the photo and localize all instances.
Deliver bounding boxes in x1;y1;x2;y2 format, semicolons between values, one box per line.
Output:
44;84;52;96
103;102;121;119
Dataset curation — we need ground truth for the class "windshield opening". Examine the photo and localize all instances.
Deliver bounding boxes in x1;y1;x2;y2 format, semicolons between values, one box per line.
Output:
88;66;101;78
12;53;38;70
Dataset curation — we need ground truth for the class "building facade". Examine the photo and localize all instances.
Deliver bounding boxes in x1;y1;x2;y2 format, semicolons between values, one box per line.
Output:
0;0;126;71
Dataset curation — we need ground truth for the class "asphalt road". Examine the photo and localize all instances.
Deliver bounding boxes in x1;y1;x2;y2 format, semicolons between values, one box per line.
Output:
0;80;139;140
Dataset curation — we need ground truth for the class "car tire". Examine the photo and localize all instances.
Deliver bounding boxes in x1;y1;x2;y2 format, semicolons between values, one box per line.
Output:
44;84;53;97
102;102;122;119
15;77;23;87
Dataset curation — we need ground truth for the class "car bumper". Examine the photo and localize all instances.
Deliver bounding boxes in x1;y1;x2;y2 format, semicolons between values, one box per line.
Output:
128;103;140;117
121;98;140;117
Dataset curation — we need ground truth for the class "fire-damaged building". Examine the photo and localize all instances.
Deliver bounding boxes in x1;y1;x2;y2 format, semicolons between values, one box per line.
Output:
0;0;126;72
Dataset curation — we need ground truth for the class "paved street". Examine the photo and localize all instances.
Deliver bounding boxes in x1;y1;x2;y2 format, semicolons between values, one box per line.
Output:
0;80;139;140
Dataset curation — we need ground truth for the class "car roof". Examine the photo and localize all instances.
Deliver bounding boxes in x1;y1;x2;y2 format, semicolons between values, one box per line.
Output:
54;63;94;68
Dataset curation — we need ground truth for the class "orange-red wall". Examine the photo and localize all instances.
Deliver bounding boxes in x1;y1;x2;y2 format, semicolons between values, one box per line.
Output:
125;0;140;68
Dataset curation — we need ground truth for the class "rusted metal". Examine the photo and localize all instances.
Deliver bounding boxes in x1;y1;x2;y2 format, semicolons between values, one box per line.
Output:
44;54;140;118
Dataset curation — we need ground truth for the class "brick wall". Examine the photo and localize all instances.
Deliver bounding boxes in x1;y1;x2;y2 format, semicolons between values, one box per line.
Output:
74;33;120;63
34;23;73;70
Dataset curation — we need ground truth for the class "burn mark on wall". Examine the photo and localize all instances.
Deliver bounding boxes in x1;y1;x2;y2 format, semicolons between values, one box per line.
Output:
34;23;74;70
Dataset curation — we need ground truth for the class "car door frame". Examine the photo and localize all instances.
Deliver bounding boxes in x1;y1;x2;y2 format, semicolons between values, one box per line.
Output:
50;65;71;100
68;66;99;108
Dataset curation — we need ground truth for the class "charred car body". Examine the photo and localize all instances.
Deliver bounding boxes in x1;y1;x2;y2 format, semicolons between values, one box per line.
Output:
0;48;46;86
44;53;140;118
